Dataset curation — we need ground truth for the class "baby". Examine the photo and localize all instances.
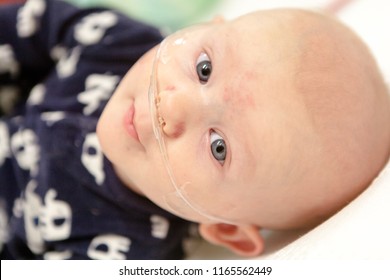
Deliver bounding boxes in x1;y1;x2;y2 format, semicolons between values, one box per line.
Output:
1;0;389;259
98;7;390;256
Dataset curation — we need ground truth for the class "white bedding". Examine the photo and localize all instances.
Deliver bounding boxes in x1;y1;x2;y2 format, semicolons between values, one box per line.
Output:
266;158;390;260
188;0;390;260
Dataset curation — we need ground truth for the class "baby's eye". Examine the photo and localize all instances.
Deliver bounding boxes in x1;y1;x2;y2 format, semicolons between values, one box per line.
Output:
210;130;226;165
196;52;212;84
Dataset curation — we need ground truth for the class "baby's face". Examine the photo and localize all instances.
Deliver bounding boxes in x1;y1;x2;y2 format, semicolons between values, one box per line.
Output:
98;10;387;228
98;10;315;227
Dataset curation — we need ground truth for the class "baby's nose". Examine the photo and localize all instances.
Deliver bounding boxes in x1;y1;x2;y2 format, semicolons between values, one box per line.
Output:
158;89;193;138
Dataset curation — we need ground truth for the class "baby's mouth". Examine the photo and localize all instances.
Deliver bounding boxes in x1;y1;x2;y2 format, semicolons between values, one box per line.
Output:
124;101;139;141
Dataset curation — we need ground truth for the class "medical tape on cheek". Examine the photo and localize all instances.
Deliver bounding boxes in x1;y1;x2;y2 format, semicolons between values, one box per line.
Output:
148;33;236;225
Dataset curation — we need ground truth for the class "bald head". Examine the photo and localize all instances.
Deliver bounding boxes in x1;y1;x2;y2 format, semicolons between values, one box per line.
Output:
229;9;390;228
279;9;390;226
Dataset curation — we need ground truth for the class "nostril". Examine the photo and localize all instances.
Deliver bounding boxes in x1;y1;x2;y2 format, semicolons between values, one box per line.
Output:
156;99;165;128
158;115;166;127
163;122;185;138
157;89;188;138
155;90;165;128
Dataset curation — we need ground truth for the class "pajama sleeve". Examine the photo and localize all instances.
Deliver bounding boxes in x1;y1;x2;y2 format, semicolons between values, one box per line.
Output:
0;0;162;116
0;0;192;261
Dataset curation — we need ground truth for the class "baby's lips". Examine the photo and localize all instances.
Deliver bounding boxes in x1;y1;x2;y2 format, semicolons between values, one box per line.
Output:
134;100;155;146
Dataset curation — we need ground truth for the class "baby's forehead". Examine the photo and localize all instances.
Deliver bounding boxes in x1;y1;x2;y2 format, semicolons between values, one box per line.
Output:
221;70;259;111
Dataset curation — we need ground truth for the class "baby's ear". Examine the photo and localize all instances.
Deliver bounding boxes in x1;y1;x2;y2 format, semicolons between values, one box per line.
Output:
199;223;264;257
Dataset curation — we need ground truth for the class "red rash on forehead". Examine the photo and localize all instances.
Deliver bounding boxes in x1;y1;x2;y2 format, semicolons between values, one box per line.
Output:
222;71;257;110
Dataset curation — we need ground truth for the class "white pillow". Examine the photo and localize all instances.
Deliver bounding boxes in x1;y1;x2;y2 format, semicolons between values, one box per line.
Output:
263;158;390;260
